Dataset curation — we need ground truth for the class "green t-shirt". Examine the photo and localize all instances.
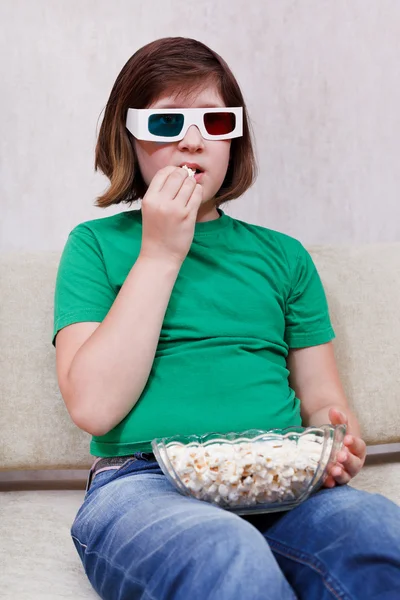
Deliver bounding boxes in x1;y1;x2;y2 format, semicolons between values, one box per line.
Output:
53;208;335;457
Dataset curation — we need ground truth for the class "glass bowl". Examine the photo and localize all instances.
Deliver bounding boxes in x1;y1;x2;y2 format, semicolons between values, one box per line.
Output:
152;424;346;515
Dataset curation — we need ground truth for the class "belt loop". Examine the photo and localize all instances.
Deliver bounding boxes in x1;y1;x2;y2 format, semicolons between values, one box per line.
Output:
85;458;101;493
137;452;152;461
85;468;93;492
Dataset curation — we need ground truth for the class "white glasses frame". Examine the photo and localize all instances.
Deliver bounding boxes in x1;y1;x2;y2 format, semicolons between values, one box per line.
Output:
126;107;243;142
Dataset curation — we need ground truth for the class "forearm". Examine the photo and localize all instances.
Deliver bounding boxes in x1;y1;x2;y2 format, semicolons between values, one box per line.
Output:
68;254;181;437
305;404;361;437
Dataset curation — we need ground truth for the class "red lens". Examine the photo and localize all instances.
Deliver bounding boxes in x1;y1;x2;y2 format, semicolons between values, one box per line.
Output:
204;112;236;135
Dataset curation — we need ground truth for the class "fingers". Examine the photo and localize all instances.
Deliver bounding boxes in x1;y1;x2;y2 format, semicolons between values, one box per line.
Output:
145;166;201;215
343;434;367;460
327;450;362;485
148;165;182;193
330;463;352;485
322;431;367;489
339;450;363;478
323;474;337;488
161;167;192;200
335;434;366;477
329;407;348;426
173;174;198;206
186;183;203;213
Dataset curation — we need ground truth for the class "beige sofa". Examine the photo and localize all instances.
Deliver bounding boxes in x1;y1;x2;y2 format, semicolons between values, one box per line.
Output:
1;245;400;599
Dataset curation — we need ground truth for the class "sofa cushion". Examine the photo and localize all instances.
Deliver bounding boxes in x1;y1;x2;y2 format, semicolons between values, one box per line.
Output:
1;253;93;471
350;461;400;506
1;245;399;470
311;245;400;446
0;490;98;599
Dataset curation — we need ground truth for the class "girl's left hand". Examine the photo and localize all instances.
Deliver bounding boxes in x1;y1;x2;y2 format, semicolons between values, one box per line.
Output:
323;407;367;488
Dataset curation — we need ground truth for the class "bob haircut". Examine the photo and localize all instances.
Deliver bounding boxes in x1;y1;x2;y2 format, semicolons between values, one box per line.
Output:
94;37;257;208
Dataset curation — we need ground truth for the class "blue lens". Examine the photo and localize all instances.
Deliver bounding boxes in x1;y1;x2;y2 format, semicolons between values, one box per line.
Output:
148;113;184;137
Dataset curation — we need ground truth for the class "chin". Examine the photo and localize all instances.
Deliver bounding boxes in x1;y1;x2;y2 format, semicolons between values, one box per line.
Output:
200;192;214;205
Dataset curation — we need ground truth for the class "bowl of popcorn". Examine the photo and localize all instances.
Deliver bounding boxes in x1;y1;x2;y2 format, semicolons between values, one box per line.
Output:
152;425;346;515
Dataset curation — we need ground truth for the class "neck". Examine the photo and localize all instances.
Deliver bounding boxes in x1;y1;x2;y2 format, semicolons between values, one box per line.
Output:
196;200;220;223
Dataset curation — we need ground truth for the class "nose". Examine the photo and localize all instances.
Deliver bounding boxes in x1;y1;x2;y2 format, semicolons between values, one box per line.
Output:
178;125;204;152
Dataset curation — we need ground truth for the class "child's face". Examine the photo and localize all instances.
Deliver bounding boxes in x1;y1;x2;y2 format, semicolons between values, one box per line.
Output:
133;86;232;206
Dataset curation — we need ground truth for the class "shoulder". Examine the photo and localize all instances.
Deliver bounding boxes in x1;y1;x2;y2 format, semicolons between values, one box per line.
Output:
230;215;304;264
68;209;141;243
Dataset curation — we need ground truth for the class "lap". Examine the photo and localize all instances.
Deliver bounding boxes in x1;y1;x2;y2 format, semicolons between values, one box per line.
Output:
71;457;400;599
71;456;295;600
73;456;274;556
75;455;256;537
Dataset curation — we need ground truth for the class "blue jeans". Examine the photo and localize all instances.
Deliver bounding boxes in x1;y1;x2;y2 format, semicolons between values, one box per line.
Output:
71;453;400;599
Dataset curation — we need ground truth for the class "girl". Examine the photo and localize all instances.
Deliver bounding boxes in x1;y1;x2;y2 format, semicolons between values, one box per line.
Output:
53;37;400;599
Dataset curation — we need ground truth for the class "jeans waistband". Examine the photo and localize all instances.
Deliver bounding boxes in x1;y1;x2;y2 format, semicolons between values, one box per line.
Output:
91;453;156;475
86;453;156;492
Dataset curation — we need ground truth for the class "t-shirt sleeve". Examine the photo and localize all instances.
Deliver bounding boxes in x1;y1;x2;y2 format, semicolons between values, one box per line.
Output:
284;243;335;348
52;224;117;347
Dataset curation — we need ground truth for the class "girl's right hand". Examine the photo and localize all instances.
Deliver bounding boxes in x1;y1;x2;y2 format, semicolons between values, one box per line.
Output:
140;166;204;268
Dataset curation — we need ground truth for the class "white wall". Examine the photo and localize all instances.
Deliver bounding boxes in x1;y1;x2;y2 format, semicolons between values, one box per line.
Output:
1;0;399;251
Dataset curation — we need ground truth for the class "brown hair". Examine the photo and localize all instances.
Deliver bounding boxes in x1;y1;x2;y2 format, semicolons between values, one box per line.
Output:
94;37;257;208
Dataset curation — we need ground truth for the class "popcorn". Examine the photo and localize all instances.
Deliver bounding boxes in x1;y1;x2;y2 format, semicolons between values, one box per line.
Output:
181;164;196;178
167;435;332;508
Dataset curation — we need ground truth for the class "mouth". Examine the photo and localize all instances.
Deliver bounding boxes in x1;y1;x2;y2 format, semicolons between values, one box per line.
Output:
180;163;205;177
193;170;205;183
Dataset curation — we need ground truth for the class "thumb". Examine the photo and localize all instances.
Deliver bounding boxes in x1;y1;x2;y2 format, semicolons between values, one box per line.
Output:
329;407;348;426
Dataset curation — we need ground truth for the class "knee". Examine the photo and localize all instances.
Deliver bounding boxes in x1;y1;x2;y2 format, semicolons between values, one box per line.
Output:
356;490;400;536
324;486;400;540
176;512;275;579
194;513;269;561
171;514;285;598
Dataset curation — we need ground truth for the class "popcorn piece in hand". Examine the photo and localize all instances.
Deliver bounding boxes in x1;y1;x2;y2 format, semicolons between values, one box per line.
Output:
182;164;196;178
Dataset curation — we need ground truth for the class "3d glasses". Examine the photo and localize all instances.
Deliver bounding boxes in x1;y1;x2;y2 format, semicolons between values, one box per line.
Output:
126;107;243;142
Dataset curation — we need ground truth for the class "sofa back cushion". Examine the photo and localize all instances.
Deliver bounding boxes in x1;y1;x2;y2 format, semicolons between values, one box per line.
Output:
1;245;399;469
